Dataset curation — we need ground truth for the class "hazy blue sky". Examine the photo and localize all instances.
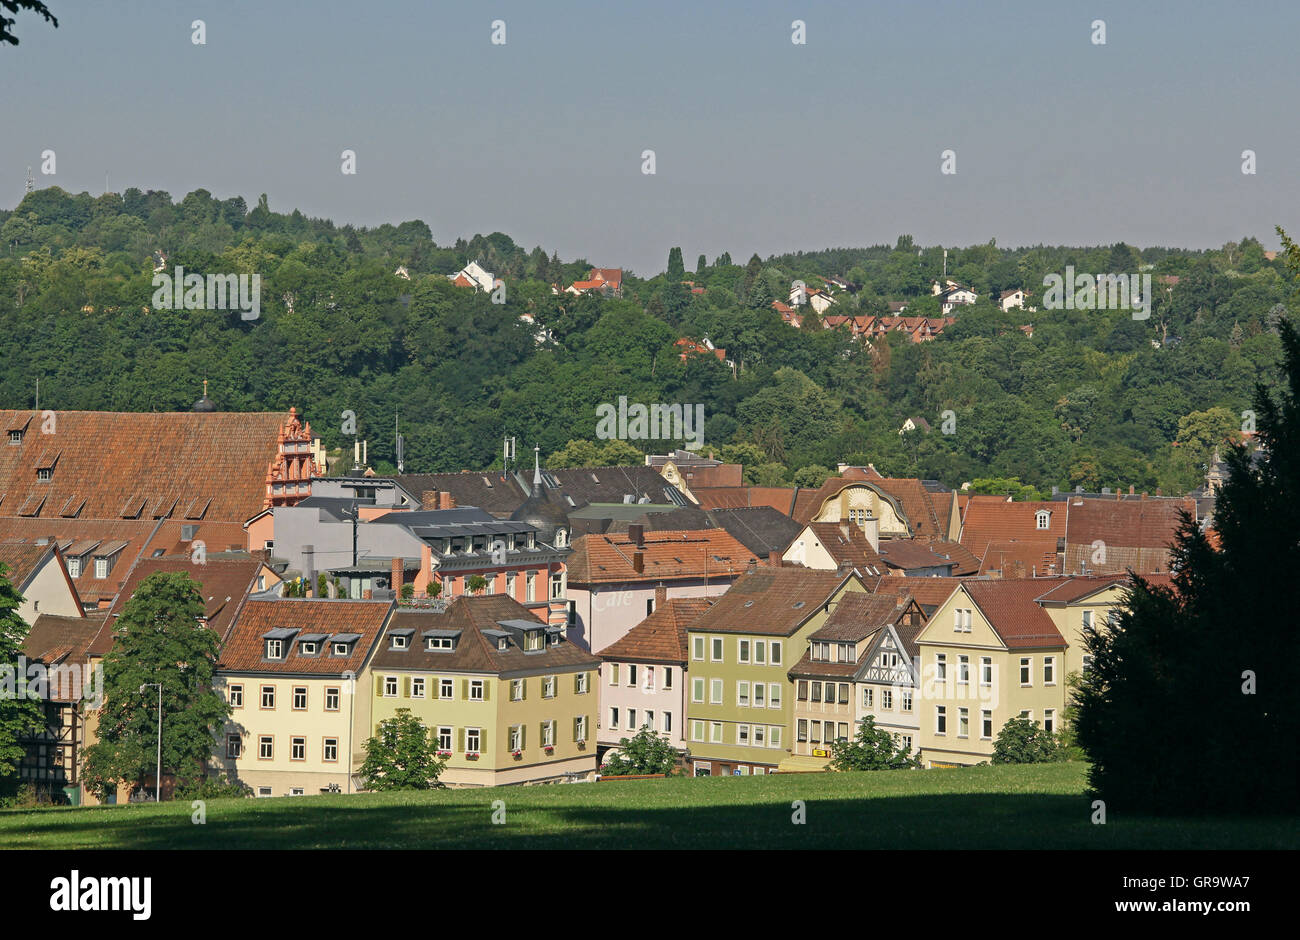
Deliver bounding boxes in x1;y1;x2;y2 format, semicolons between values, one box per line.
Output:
2;0;1296;275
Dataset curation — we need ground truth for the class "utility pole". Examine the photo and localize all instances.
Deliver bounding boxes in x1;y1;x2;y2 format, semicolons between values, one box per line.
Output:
140;682;162;802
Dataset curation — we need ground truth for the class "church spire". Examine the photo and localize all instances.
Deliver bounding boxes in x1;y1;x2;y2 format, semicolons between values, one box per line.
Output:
532;444;542;497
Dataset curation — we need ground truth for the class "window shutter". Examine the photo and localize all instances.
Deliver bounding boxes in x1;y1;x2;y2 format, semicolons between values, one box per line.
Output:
402;676;411;697
539;721;545;746
482;681;491;702
375;676;384;697
574;673;580;693
520;724;526;749
480;728;488;753
461;679;469;700
457;728;465;752
519;679;525;700
572;717;579;742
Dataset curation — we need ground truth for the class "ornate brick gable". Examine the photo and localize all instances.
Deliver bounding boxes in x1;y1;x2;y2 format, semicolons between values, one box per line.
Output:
264;407;322;508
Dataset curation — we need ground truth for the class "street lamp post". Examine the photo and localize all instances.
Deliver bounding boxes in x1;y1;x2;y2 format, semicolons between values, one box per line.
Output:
140;682;162;802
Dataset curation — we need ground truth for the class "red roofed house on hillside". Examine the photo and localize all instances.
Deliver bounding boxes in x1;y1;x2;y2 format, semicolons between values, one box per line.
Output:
565;524;760;654
1061;495;1194;576
959;495;1068;576
565;267;623;298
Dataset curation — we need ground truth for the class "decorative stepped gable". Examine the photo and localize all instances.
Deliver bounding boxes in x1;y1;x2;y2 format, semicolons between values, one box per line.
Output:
264;407;322;508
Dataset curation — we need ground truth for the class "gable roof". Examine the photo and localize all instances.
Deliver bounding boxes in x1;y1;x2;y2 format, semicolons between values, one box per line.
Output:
90;554;263;656
961;580;1067;650
598;597;714;661
218;598;393;675
22;612;106;701
1062;498;1192;575
0;410;289;524
978;538;1061;577
810;591;905;643
804;522;883;574
686;568;854;636
692;486;799;514
711;507;803;557
868;574;968;614
960;496;1066;560
0;540;56;590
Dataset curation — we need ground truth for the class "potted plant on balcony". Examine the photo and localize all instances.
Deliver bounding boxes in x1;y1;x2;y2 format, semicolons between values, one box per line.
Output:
511;749;523;759
543;744;554;754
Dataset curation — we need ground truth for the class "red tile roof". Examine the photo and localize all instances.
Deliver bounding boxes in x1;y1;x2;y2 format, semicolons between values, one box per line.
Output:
1062;498;1192;575
977;539;1061;577
686;568;853;636
804;522;883;573
960;496;1065;560
598;597;714;661
692;486;798;514
0;518;159;605
869;575;967;612
962;580;1067;649
0;409;290;524
218;598;393;675
22;612;106;701
566;529;760;585
0;540;56;590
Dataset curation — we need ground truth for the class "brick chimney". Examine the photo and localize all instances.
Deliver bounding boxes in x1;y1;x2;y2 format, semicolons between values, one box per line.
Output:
421;490;439;510
439;492;456;510
768;550;782;567
628;523;645;547
632;550;644;574
391;557;403;598
655;582;667;610
363;589;373;600
1128;485;1135;496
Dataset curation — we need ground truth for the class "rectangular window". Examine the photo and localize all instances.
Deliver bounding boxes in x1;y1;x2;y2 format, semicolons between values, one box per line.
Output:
797;719;808;743
542;720;556;747
291;736;306;761
737;724;749;746
692;677;705;703
292;686;307;710
1044;709;1056;735
754;683;765;707
384;676;398;697
797;680;808;702
324;687;339;711
823;721;835;744
320;737;337;762
643;710;653;731
902;690;913;713
509;725;523;751
958;708;969;738
882;688;893;710
94;557;109;579
663;668;672;690
266;639;283;659
644;666;655;690
810;681;822;703
576;672;589;694
575;715;588;742
711;637;723;662
770;642;782;665
226;734;241;759
710;722;723;743
837;722;848;741
260;685;275;709
663;711;672;734
710;678;723;704
980;657;992;686
838;683;849;705
440;678;453;699
437;727;452;752
526;572;536;602
691;720;704;743
258;736;273;759
738;680;749;707
935;706;947;735
627;664;637;687
1020;657;1032;686
67;557;81;578
754;641;766;665
466;728;481;753
863;687;873;708
470;680;484;701
769;683;781;708
609;664;619;686
754;725;765;747
692;636;705;660
1044;657;1056;685
958;655;969;684
981;710;993;739
610;707;619;729
229;684;243;708
738;639;750;664
511;679;524;701
628;708;637;730
543;675;556;698
810;721;821;744
412;677;426;699
936;654;947;680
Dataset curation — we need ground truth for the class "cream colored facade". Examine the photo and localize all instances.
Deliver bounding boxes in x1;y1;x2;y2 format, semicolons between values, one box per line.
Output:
212;671;375;796
803;484;910;537
915;581;1122;767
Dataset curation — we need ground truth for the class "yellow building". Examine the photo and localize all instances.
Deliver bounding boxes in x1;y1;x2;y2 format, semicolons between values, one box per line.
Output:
213;598;393;796
368;595;599;787
914;576;1126;767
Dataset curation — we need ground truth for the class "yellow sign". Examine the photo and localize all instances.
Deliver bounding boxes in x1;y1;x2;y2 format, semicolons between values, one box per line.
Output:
812;748;829;758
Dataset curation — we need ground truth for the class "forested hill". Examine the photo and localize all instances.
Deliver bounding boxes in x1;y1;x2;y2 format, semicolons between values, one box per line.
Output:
0;186;1292;496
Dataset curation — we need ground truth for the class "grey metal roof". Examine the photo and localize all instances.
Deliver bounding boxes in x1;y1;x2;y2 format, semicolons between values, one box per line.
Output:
421;628;462;639
388;626;416;636
261;627;300;640
297;633;328;643
327;632;362;643
497;619;544;631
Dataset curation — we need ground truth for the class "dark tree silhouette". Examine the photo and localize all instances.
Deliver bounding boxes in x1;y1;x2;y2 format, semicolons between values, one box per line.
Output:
1;1;57;46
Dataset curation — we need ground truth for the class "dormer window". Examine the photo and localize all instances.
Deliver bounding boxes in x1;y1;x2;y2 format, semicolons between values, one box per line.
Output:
67;556;81;578
8;430;22;444
497;638;508;651
391;634;409;650
333;642;349;656
425;636;455;651
555;529;567;548
266;639;284;659
300;641;317;655
527;532;536;550
524;630;544;652
1035;510;1051;530
37;468;52;482
94;557;110;579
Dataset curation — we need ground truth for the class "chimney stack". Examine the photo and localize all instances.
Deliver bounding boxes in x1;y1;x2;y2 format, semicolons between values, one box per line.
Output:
628;523;645;547
1129;485;1135;496
769;550;782;567
363;589;373;600
439;492;456;510
421;490;439;511
632;550;644;574
655;582;667;610
391;557;404;599
862;510;879;553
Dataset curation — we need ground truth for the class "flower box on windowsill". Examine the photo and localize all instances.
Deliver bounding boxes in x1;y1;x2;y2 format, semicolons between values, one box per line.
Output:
511;750;522;759
436;751;452;759
576;739;586;749
465;752;479;761
543;745;554;754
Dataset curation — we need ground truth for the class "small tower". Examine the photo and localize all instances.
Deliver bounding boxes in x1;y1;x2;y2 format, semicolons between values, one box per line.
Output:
264;407;323;507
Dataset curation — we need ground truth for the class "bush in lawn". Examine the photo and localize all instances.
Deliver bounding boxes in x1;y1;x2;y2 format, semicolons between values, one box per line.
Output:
601;725;676;776
359;708;447;790
829;715;920;771
991;716;1062;764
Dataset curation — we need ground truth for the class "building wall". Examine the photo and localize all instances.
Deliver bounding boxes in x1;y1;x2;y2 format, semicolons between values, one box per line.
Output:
19;557;83;622
806;485;909;537
791;678;855;759
367;666;597;786
213;674;367;796
596;660;686;749
685;579;866;773
570;578;736;654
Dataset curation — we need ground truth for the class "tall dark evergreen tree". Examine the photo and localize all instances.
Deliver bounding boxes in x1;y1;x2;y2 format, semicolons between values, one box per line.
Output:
1074;314;1300;814
0;564;43;799
696;253;707;274
666;246;684;281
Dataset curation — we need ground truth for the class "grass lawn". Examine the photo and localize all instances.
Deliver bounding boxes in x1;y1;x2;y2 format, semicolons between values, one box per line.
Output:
2;762;1295;849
